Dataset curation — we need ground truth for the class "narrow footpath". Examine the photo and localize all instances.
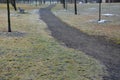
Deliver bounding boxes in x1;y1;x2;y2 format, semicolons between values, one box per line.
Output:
39;5;120;80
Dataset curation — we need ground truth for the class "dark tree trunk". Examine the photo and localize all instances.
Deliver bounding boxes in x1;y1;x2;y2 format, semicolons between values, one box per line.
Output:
11;0;17;11
74;0;77;15
7;0;12;32
85;0;88;3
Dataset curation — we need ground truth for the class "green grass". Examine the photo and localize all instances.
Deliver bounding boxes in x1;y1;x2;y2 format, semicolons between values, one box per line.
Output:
52;3;120;44
0;4;107;80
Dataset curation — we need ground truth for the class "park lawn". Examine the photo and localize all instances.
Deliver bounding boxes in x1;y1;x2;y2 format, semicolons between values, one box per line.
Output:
52;3;120;44
0;4;107;80
0;3;48;10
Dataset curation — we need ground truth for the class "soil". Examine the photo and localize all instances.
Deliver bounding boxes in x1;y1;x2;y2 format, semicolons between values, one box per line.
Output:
39;5;120;80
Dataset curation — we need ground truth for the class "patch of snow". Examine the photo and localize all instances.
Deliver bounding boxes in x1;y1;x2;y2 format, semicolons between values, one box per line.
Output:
89;19;111;24
102;13;115;17
10;14;20;17
98;20;107;23
79;2;83;4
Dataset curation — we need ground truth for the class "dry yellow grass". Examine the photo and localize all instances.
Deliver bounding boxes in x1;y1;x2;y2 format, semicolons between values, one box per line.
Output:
0;4;107;80
0;3;48;10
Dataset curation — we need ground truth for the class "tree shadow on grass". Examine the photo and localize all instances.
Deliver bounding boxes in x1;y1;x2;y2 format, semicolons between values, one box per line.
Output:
0;31;26;38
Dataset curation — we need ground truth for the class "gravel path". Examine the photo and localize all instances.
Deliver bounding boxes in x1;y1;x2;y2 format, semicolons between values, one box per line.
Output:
39;5;120;80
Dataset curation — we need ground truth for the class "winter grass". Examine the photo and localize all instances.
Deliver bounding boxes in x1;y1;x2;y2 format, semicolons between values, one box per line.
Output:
0;4;108;80
52;3;120;44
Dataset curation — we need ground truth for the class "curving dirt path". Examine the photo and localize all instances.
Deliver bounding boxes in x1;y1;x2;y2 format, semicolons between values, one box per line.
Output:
39;5;120;80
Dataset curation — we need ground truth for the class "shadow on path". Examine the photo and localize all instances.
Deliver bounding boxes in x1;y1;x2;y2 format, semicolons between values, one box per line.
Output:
39;5;120;80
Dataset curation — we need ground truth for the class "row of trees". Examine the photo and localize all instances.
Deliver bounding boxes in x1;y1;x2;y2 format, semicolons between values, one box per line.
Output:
0;0;120;4
0;0;106;32
0;0;95;4
0;0;78;32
